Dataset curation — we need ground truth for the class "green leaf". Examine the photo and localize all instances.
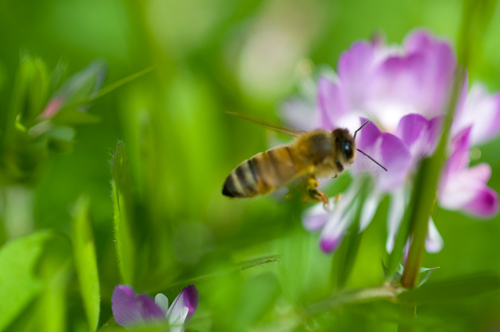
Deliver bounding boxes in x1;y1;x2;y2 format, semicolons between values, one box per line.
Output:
398;272;500;304
0;231;61;331
44;125;75;142
111;141;136;285
417;266;440;288
12;56;50;127
0;232;48;330
34;232;72;332
51;106;100;126
1;56;49;147
72;196;101;332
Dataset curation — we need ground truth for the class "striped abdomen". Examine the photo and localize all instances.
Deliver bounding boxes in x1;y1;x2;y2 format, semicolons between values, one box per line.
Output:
222;146;305;198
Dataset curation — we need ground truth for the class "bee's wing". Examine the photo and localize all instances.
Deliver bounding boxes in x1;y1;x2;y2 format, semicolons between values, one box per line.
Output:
227;112;304;138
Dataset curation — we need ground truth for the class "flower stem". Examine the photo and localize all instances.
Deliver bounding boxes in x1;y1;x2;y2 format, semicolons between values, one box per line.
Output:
401;67;465;289
331;178;369;291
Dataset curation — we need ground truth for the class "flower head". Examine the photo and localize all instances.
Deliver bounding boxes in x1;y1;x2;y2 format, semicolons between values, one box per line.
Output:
315;30;457;133
285;29;499;254
112;284;199;332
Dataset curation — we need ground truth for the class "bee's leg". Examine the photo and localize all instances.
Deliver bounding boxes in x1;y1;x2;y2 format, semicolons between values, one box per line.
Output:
305;176;330;209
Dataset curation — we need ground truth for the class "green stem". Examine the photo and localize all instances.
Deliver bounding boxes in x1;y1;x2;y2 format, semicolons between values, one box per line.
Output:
332;178;369;291
401;67;465;289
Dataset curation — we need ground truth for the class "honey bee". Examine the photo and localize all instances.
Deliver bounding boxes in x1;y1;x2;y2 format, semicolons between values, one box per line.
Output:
222;113;386;206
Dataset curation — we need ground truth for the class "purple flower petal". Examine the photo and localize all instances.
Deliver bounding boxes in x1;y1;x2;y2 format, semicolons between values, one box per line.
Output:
403;30;434;54
355;118;382;151
395;113;429;149
369;53;427;109
318;181;361;253
426;115;443;153
136;294;166;321
404;30;457;115
467;163;492;183
320;235;343;253
395;113;443;165
167;285;199;322
319;211;349;253
316;77;349;130
360;30;456;132
338;41;377;108
439;157;498;218
453;83;500;145
379;134;412;190
302;203;331;231
463;185;499;217
352;120;412;192
112;285;165;327
441;127;471;183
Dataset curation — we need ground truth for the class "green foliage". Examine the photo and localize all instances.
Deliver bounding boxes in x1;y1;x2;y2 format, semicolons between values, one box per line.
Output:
111;142;136;285
0;231;71;332
72;195;101;332
1;0;500;331
0;232;49;331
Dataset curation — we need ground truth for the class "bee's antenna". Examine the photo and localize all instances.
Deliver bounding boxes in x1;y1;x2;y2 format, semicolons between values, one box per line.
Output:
356;149;388;172
353;121;370;141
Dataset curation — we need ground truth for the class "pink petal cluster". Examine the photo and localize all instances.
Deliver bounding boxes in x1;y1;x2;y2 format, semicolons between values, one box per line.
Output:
288;30;499;253
112;284;199;332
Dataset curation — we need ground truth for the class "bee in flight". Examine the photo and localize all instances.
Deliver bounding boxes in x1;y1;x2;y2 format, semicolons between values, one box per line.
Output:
222;113;386;206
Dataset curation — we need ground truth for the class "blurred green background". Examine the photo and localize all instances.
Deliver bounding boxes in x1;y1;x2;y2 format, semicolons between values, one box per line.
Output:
1;0;500;331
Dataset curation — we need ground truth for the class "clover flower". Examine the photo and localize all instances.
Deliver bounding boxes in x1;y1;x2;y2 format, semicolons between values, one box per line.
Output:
112;284;199;332
287;29;499;253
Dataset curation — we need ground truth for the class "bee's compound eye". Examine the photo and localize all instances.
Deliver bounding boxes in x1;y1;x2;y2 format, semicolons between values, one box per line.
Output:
342;139;353;160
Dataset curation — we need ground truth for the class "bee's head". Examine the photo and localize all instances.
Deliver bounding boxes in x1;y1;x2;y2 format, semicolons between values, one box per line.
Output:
332;129;356;164
333;121;388;172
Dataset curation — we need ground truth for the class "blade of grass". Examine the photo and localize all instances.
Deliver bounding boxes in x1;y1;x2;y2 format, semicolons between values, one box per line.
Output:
84;65;157;104
71;196;100;332
111;142;136;285
153;255;281;294
305;285;403;315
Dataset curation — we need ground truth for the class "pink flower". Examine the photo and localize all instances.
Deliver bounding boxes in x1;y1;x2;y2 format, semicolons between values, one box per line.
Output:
452;83;500;146
288;29;499;254
439;127;498;217
315;30;457;133
112;284;199;332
